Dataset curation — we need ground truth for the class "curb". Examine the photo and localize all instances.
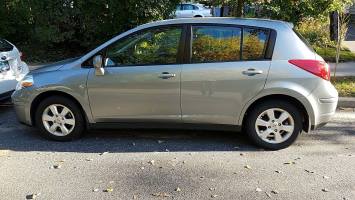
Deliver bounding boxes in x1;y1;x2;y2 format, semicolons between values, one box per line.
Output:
338;97;355;108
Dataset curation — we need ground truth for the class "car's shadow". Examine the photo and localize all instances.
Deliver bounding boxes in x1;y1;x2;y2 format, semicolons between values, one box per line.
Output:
0;103;262;153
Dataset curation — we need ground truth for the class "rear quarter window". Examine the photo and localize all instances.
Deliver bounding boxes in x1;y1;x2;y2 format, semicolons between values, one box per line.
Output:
0;39;14;52
293;29;314;52
242;28;270;60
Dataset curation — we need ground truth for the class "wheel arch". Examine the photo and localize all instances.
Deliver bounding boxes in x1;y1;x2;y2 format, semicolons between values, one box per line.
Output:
240;94;312;133
30;91;88;127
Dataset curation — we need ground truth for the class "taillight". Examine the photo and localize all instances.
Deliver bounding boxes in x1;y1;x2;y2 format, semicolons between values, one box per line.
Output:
20;52;25;61
288;59;330;81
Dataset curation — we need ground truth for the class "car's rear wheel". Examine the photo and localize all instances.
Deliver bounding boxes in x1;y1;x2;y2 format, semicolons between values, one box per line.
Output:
244;100;303;150
35;96;85;141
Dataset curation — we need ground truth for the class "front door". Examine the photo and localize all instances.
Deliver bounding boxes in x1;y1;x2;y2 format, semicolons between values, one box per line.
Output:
87;26;183;122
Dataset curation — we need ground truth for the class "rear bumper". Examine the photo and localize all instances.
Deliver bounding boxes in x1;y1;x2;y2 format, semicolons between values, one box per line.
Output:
309;81;338;129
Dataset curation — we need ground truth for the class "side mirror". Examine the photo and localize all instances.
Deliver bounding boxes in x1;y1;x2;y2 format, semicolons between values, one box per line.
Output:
93;55;105;76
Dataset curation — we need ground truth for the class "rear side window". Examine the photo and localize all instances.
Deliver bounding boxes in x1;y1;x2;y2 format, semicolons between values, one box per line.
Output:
183;4;194;10
191;26;270;63
0;39;13;52
242;28;269;60
192;26;242;63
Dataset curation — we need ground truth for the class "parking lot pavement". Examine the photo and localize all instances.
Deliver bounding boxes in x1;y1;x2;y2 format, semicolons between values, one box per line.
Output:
0;100;354;200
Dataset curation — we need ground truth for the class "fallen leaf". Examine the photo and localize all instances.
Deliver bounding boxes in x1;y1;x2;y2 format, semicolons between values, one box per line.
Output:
52;164;61;169
104;188;113;192
152;192;170;197
322;188;329;192
244;165;252;169
256;188;262;192
148;160;155;165
265;192;271;198
283;161;296;165
305;169;314;174
275;170;282;174
92;188;99;192
26;193;41;199
175;187;181;192
100;152;109;155
271;190;279;194
211;194;218;198
85;158;93;161
209;188;216;191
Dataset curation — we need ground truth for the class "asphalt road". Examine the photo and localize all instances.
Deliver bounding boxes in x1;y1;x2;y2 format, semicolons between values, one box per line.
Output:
0;101;354;200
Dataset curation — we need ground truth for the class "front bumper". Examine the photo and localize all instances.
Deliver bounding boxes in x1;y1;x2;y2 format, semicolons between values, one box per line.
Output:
11;90;33;126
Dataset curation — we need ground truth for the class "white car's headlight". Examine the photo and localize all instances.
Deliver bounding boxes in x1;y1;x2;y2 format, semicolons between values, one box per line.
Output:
16;75;34;90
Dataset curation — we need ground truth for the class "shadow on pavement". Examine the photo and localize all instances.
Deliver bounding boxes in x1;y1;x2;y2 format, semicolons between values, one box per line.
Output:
0;104;261;153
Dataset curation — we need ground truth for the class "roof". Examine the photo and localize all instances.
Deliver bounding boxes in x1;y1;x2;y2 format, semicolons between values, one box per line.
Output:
139;17;292;31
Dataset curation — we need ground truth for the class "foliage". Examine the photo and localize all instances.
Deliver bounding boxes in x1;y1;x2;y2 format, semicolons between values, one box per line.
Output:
315;47;355;62
332;76;355;97
0;0;180;63
296;18;334;48
260;0;353;25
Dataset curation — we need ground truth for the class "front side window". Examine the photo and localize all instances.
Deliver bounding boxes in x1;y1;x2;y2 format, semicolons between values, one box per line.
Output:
105;27;182;66
191;26;242;63
242;28;269;60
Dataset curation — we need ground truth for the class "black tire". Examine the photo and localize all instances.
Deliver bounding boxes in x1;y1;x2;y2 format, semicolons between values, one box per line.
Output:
244;100;303;150
35;96;85;141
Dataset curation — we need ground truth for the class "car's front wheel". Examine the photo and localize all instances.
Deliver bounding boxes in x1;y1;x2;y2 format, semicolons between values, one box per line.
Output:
35;96;85;141
244;100;303;150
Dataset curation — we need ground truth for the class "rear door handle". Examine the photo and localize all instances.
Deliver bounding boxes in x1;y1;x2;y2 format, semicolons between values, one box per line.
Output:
159;72;176;79
242;68;263;76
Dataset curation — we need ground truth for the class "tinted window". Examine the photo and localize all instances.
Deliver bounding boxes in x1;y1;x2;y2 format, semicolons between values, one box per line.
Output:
183;4;194;10
0;39;13;52
176;5;182;11
191;26;242;63
242;28;269;60
193;5;199;10
105;27;182;66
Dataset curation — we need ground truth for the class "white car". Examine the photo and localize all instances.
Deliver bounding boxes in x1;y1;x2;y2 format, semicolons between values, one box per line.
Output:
0;39;29;100
174;3;212;18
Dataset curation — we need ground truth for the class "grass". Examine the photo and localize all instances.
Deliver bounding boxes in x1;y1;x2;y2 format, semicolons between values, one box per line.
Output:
315;47;355;63
331;76;355;97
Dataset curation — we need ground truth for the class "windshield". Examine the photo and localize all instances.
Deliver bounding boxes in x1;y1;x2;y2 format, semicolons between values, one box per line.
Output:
293;29;314;52
0;39;14;52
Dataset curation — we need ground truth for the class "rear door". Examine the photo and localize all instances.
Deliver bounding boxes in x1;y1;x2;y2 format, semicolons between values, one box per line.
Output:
181;25;274;125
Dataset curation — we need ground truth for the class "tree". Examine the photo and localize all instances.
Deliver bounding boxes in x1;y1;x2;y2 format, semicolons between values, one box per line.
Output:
333;12;349;80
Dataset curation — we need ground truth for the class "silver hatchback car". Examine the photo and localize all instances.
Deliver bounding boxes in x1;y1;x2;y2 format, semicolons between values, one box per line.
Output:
12;18;338;149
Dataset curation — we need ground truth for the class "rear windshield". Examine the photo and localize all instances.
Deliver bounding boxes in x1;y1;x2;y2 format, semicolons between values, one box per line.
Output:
0;39;14;52
293;29;314;52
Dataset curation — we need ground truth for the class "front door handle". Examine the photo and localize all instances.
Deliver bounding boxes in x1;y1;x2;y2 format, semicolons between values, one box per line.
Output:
159;72;176;79
242;68;263;76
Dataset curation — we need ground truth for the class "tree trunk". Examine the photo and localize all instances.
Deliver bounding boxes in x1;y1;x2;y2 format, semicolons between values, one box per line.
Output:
236;0;244;17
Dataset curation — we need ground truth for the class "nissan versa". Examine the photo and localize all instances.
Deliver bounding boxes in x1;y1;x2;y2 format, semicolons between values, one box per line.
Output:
12;18;338;150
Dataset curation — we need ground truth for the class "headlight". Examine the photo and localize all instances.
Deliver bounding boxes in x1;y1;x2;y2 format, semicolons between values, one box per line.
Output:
16;75;34;90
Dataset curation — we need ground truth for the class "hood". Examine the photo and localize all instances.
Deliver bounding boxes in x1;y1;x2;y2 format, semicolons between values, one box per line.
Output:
31;57;79;73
